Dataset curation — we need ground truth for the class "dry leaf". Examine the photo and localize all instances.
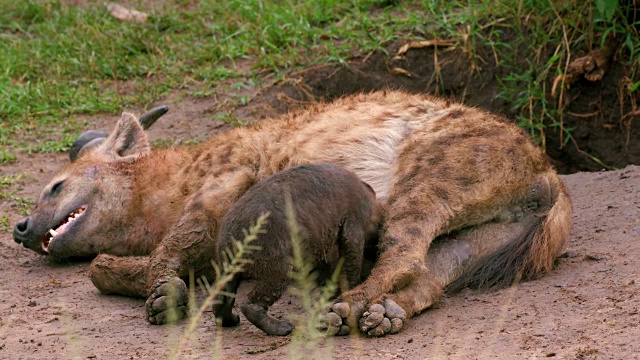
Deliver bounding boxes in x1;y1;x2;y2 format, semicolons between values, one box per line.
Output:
551;75;566;98
389;67;413;78
397;40;456;56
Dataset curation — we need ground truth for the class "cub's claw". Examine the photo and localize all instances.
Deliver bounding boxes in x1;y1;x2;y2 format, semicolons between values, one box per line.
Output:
325;299;406;337
145;276;188;325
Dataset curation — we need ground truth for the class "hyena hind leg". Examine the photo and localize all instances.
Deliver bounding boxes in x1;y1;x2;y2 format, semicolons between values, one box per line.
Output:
358;215;545;337
213;275;241;327
89;254;149;298
240;267;293;336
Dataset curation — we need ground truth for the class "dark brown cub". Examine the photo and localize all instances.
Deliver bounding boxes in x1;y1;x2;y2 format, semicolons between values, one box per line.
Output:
213;163;381;336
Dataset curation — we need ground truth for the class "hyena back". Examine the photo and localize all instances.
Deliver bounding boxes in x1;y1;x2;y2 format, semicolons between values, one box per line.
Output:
13;91;571;336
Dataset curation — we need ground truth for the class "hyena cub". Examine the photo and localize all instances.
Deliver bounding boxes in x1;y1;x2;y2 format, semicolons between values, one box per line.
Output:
213;163;381;336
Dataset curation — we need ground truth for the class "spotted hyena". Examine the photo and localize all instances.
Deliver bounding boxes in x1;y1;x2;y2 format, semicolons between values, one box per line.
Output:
13;91;571;336
213;163;381;336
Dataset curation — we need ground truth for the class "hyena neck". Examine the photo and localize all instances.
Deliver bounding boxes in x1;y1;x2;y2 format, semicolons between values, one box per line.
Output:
113;148;193;255
118;130;265;255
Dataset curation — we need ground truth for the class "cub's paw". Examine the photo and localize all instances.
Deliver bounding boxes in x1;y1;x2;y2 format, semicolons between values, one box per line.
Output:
358;299;406;337
145;276;188;325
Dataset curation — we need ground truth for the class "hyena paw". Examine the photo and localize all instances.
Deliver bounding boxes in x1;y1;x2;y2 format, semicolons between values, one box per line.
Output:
358;299;406;337
323;298;406;337
320;310;350;336
321;300;364;336
145;276;188;325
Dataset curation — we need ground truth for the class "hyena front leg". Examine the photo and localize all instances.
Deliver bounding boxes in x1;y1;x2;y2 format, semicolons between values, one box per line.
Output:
145;169;255;325
145;211;213;325
89;254;149;298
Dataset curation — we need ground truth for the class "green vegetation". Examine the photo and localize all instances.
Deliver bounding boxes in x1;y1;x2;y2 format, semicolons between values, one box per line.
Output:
1;0;637;158
0;214;10;232
0;174;32;228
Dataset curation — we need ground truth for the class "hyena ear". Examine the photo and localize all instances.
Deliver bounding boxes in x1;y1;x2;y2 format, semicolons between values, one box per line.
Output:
95;112;150;161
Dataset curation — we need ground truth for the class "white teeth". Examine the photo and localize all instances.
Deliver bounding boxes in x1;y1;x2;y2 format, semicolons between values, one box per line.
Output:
49;229;58;237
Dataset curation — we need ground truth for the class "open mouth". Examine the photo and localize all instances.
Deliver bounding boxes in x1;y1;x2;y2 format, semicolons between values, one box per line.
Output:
41;205;87;254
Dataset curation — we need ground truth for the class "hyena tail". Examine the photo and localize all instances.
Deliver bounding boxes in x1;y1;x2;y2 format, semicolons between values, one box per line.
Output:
446;173;572;292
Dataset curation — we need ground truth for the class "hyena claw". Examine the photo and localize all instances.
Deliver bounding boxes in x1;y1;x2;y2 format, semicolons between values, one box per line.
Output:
145;276;188;325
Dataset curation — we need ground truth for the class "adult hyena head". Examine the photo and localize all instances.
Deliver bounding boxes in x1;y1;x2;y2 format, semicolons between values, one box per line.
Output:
13;113;150;260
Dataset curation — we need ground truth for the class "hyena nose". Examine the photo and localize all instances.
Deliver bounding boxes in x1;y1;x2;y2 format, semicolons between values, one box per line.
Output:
13;217;31;244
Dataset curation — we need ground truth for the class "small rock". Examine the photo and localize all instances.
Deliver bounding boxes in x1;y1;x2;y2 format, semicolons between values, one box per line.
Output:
558;250;578;258
331;302;350;318
106;3;148;23
390;318;403;334
408;337;413;343
383;299;406;320
27;301;37;307
359;312;384;331
546;353;556;357
585;254;605;261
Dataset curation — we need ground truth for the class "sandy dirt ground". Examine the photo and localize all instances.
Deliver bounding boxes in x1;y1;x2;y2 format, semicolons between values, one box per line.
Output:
1;106;639;359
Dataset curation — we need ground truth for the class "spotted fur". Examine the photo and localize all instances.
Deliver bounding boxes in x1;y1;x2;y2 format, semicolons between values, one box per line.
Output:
14;91;572;332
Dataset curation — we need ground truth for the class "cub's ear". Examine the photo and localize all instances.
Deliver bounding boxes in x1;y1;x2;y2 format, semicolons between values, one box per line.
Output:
95;112;150;161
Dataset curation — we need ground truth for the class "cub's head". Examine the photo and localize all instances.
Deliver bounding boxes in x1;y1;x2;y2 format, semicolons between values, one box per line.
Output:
13;113;151;260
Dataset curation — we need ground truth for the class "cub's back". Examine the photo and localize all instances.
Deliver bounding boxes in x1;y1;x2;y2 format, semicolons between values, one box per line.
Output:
217;163;378;266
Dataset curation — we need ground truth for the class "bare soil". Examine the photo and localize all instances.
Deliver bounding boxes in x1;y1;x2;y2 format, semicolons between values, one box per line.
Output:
2;146;640;359
2;41;640;359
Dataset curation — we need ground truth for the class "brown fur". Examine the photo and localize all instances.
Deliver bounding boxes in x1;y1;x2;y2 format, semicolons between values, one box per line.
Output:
14;91;572;332
213;163;380;336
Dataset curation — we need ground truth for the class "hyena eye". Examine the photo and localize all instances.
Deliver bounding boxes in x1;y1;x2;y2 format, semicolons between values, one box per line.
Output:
51;180;64;196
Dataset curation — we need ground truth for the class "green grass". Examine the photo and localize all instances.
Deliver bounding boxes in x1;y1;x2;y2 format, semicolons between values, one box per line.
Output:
0;214;11;232
0;0;406;157
0;0;637;158
0;174;32;224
